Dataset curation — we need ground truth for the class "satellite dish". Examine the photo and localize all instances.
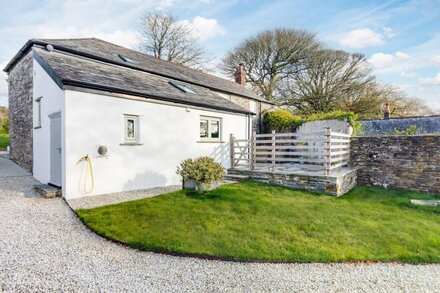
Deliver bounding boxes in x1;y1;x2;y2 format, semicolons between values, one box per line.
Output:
46;44;54;52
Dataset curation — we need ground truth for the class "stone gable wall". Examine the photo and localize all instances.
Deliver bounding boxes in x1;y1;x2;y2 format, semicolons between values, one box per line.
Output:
8;52;33;171
219;91;273;133
350;135;440;194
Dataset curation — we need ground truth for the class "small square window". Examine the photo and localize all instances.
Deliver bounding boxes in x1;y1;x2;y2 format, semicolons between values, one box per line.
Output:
199;116;221;141
124;115;139;143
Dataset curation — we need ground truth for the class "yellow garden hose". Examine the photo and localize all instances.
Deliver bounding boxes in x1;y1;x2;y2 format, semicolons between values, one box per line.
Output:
77;155;95;194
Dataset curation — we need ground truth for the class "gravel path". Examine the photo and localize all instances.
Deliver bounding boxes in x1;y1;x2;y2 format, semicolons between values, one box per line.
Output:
68;185;181;210
1;157;440;292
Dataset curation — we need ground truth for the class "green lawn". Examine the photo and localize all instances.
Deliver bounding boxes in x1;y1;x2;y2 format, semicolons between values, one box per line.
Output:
0;133;9;149
77;181;440;263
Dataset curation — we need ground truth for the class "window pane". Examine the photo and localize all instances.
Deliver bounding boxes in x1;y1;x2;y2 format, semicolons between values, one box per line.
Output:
127;119;135;138
37;100;42;126
200;119;208;138
210;120;219;138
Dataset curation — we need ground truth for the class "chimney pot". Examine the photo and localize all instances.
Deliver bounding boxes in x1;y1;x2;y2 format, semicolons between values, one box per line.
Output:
234;63;246;85
383;103;390;119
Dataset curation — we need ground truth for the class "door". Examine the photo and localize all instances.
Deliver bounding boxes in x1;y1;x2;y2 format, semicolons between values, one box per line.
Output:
49;112;62;187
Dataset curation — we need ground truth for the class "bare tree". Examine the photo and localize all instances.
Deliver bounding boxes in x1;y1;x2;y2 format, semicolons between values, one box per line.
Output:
280;49;375;115
378;85;432;117
221;28;321;102
138;12;212;70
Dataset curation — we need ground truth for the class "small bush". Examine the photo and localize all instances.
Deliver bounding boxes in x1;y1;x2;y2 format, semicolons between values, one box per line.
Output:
263;110;362;134
264;109;302;132
176;156;225;187
392;125;418;135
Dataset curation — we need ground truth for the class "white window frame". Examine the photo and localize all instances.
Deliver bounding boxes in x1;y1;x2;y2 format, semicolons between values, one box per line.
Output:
199;116;222;142
124;115;139;143
35;97;42;128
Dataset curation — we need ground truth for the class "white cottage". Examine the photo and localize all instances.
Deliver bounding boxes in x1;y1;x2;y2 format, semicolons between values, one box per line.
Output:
4;38;272;199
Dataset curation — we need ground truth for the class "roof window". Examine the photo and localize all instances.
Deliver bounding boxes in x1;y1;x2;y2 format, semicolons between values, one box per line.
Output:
118;54;136;64
169;81;196;94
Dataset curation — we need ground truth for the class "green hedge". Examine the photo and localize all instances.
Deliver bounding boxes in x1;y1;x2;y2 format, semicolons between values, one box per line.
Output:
264;110;362;134
0;134;9;149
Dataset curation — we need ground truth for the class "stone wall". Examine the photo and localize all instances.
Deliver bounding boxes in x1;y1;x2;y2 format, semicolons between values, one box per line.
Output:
228;168;358;196
360;116;440;135
226;93;273;133
8;51;33;171
350;135;440;194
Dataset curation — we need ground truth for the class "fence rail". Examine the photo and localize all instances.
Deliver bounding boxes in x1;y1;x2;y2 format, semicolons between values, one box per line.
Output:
230;128;351;175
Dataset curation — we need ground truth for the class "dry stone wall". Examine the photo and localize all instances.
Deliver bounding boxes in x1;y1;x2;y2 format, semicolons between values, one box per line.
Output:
8;52;33;171
350;135;440;194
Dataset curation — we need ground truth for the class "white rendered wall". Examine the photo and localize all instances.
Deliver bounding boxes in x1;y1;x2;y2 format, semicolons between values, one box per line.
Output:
64;90;249;199
32;58;65;185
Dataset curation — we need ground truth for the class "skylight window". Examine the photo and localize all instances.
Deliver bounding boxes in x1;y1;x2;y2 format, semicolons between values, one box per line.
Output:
118;54;136;64
169;81;196;94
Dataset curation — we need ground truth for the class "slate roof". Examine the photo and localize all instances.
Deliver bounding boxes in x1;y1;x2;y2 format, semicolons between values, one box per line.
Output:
33;48;253;114
5;38;267;103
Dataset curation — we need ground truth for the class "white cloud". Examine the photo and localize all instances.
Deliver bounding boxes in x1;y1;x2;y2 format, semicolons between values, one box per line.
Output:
369;51;411;68
382;26;395;38
181;16;226;41
395;51;410;60
419;73;440;86
400;71;418;78
369;52;395;67
433;55;440;66
339;28;384;48
156;0;173;10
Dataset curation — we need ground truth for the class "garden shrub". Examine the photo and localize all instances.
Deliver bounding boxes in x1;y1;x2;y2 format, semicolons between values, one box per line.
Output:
392;125;418;135
263;109;302;132
263;109;362;134
176;156;225;187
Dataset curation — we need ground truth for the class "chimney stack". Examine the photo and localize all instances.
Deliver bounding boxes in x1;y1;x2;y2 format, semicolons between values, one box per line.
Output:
234;63;246;85
383;103;390;119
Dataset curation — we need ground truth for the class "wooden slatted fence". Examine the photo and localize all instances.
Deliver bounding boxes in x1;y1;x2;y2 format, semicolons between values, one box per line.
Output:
230;128;351;175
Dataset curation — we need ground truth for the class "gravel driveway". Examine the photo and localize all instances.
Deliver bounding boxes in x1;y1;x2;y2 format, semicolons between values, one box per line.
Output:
1;156;439;292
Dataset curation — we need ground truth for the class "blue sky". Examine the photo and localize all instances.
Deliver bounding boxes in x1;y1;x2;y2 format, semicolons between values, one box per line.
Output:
1;0;440;111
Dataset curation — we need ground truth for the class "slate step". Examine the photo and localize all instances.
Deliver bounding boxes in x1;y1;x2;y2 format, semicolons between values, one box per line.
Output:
224;174;250;182
34;184;61;198
410;199;440;207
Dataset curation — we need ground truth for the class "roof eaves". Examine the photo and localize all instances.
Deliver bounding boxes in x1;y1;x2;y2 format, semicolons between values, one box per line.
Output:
62;79;254;115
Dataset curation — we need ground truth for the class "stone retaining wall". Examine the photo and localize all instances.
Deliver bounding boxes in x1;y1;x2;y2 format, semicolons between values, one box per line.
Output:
350;135;440;194
228;168;357;196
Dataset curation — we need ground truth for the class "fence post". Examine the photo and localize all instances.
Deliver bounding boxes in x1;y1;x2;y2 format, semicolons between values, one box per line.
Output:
230;133;235;169
250;130;256;170
271;130;276;172
324;127;331;175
